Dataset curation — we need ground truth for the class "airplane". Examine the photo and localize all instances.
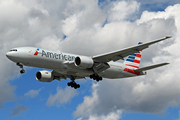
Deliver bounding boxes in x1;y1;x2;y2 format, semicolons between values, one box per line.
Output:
6;36;171;89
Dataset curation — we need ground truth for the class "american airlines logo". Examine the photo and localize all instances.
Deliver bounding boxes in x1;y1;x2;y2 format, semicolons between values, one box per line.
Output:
40;49;75;61
34;48;39;55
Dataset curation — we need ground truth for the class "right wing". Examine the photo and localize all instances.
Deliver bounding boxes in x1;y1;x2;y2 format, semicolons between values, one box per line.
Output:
93;36;171;63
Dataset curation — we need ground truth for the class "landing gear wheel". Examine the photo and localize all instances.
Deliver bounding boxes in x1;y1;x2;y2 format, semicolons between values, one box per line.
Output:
90;74;102;82
67;81;80;89
17;63;25;74
67;82;71;86
77;84;80;88
20;69;25;74
74;85;77;89
90;75;93;79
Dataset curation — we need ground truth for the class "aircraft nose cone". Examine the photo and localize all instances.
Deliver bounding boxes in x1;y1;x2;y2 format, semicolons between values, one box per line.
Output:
6;52;11;58
6;52;16;60
6;51;18;62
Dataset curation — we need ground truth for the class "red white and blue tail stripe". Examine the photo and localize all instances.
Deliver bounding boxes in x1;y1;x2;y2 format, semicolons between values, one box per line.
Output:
124;42;143;70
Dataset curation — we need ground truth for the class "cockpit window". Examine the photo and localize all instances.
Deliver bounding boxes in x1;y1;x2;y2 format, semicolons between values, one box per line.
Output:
10;49;17;51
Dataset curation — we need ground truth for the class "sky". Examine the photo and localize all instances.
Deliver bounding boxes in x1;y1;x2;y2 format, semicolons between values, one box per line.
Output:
1;0;180;119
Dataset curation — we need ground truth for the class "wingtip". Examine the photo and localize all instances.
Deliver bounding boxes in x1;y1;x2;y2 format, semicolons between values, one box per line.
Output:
163;63;170;65
166;36;172;38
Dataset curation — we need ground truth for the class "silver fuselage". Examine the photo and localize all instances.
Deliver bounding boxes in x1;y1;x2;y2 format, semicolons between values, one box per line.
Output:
6;47;144;79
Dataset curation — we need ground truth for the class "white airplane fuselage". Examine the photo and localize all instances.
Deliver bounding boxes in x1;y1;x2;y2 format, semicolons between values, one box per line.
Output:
6;47;143;79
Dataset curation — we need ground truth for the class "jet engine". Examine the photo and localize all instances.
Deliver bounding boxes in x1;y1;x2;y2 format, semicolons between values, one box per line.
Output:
36;71;54;82
74;56;94;69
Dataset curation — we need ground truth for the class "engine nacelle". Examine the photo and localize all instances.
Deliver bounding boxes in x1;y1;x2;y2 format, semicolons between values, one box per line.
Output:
36;71;54;82
74;56;94;69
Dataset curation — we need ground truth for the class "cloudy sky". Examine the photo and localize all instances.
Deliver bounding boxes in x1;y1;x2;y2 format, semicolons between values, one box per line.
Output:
1;0;180;119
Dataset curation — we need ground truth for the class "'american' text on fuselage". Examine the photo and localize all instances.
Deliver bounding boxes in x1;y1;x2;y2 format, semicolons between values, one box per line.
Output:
41;50;75;61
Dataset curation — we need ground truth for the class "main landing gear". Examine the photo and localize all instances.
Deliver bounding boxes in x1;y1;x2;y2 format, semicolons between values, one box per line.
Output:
67;76;80;89
90;74;102;82
16;62;25;74
67;81;80;89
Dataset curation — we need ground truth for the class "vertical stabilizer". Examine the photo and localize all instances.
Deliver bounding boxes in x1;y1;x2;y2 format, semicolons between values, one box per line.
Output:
124;42;143;69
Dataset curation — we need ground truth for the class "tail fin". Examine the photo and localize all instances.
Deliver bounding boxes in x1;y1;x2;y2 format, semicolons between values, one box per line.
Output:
124;42;143;70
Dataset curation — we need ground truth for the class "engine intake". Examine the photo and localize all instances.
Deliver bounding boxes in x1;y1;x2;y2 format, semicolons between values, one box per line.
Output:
75;56;94;69
36;71;54;82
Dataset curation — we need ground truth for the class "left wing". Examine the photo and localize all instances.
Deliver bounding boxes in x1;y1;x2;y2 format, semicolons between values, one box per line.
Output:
93;36;171;63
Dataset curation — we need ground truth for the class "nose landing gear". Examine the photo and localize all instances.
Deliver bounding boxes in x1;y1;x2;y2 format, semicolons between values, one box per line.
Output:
17;62;25;74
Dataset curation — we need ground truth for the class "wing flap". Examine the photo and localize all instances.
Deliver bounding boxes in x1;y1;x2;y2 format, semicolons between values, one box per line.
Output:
134;63;169;72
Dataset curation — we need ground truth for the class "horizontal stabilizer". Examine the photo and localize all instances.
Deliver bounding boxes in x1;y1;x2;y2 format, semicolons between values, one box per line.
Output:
135;63;169;72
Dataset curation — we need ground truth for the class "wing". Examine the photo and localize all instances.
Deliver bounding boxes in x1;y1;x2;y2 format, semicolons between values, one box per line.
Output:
93;36;171;63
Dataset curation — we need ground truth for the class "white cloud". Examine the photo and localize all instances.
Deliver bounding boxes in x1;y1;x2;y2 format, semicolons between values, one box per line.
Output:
46;87;78;107
64;0;105;29
77;110;122;120
37;35;62;51
24;88;41;98
107;1;140;22
62;13;81;36
74;84;99;117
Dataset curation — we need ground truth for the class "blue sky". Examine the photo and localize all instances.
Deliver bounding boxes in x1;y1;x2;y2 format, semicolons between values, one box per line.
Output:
1;0;180;120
